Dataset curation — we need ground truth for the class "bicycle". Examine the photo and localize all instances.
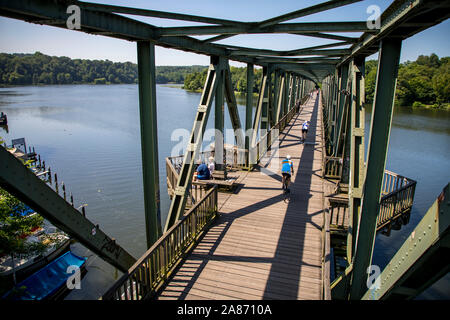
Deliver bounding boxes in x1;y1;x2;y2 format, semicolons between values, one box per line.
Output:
282;175;291;202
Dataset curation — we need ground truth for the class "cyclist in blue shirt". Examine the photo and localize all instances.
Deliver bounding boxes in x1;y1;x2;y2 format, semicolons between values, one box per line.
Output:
281;155;294;191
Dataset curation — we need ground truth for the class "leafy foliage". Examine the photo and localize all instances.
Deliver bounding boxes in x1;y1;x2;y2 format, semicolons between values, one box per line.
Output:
0;52;207;85
183;66;263;93
365;53;449;107
0;188;45;258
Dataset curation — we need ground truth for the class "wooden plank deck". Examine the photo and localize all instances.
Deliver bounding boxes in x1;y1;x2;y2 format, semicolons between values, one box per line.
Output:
158;92;325;300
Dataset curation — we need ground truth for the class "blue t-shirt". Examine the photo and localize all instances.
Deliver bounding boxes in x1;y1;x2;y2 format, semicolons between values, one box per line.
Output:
302;122;309;130
197;163;210;180
281;159;293;174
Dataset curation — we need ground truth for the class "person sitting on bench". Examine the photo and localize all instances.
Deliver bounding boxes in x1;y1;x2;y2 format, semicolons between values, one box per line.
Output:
196;161;211;180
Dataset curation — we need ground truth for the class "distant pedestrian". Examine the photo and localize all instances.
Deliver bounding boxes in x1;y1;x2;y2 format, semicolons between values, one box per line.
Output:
208;156;215;176
302;121;310;141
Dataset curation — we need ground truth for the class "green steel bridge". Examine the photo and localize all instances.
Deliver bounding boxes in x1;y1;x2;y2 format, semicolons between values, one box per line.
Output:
0;0;449;300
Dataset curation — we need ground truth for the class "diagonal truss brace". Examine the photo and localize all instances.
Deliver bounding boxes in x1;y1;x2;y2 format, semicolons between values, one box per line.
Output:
0;147;136;272
224;61;245;148
251;69;268;148
164;57;220;232
363;183;450;300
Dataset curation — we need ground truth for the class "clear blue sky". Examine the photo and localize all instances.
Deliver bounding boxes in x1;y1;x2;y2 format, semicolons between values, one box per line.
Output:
0;0;448;66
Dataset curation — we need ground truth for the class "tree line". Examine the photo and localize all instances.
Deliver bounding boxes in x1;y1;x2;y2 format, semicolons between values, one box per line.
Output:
1;52;448;108
184;54;449;108
0;52;205;85
365;53;449;108
183;66;264;93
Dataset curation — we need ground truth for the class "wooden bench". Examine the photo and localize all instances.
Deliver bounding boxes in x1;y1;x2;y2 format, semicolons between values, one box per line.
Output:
194;170;237;191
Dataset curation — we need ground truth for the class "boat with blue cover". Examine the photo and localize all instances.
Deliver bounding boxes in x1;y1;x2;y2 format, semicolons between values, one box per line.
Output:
2;251;87;300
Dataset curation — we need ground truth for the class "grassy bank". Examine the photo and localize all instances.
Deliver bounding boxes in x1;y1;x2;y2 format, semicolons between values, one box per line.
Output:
411;101;450;110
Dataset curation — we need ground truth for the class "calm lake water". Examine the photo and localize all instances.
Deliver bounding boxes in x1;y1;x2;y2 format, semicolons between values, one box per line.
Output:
0;84;448;299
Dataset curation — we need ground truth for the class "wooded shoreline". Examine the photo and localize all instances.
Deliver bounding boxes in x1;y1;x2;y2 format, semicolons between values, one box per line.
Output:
1;52;448;110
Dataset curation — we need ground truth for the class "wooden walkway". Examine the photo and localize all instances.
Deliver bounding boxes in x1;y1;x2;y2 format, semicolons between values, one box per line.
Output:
158;92;325;300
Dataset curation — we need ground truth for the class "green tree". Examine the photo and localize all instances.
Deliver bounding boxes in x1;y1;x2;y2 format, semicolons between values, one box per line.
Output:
364;53;449;108
0;188;46;285
432;62;450;104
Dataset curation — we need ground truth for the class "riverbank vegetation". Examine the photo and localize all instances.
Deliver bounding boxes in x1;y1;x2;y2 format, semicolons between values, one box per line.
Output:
0;52;205;86
365;54;449;109
1;52;448;109
183;66;263;93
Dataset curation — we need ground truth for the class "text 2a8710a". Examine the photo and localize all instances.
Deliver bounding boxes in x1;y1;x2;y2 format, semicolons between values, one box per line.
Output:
221;304;272;315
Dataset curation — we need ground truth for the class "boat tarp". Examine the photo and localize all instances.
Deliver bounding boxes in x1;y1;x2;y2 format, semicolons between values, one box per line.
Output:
12;204;34;217
3;251;86;300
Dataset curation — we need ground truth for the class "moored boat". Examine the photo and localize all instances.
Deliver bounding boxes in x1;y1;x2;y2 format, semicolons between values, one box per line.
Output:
0;205;72;287
2;251;87;300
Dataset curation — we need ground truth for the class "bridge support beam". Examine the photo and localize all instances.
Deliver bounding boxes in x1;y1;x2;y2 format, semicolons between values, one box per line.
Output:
0;147;137;272
215;57;225;171
350;39;402;300
333;63;349;157
261;66;269;132
224;61;244;150
283;72;289;123
251;67;268;148
329;68;339;154
346;58;365;262
275;73;286;123
362;183;450;300
272;69;280;125
267;65;274;127
165;56;220;231
245;63;254;167
137;41;162;248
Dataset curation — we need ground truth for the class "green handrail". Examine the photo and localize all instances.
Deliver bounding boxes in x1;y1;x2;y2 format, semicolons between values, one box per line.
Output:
102;185;218;300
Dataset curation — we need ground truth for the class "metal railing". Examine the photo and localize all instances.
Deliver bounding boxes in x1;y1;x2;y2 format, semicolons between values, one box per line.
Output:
166;155;214;207
167;148;246;174
102;185;218;300
327;170;416;233
323;156;343;179
165;95;309;195
251;99;301;165
377;170;416;230
329;198;349;230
